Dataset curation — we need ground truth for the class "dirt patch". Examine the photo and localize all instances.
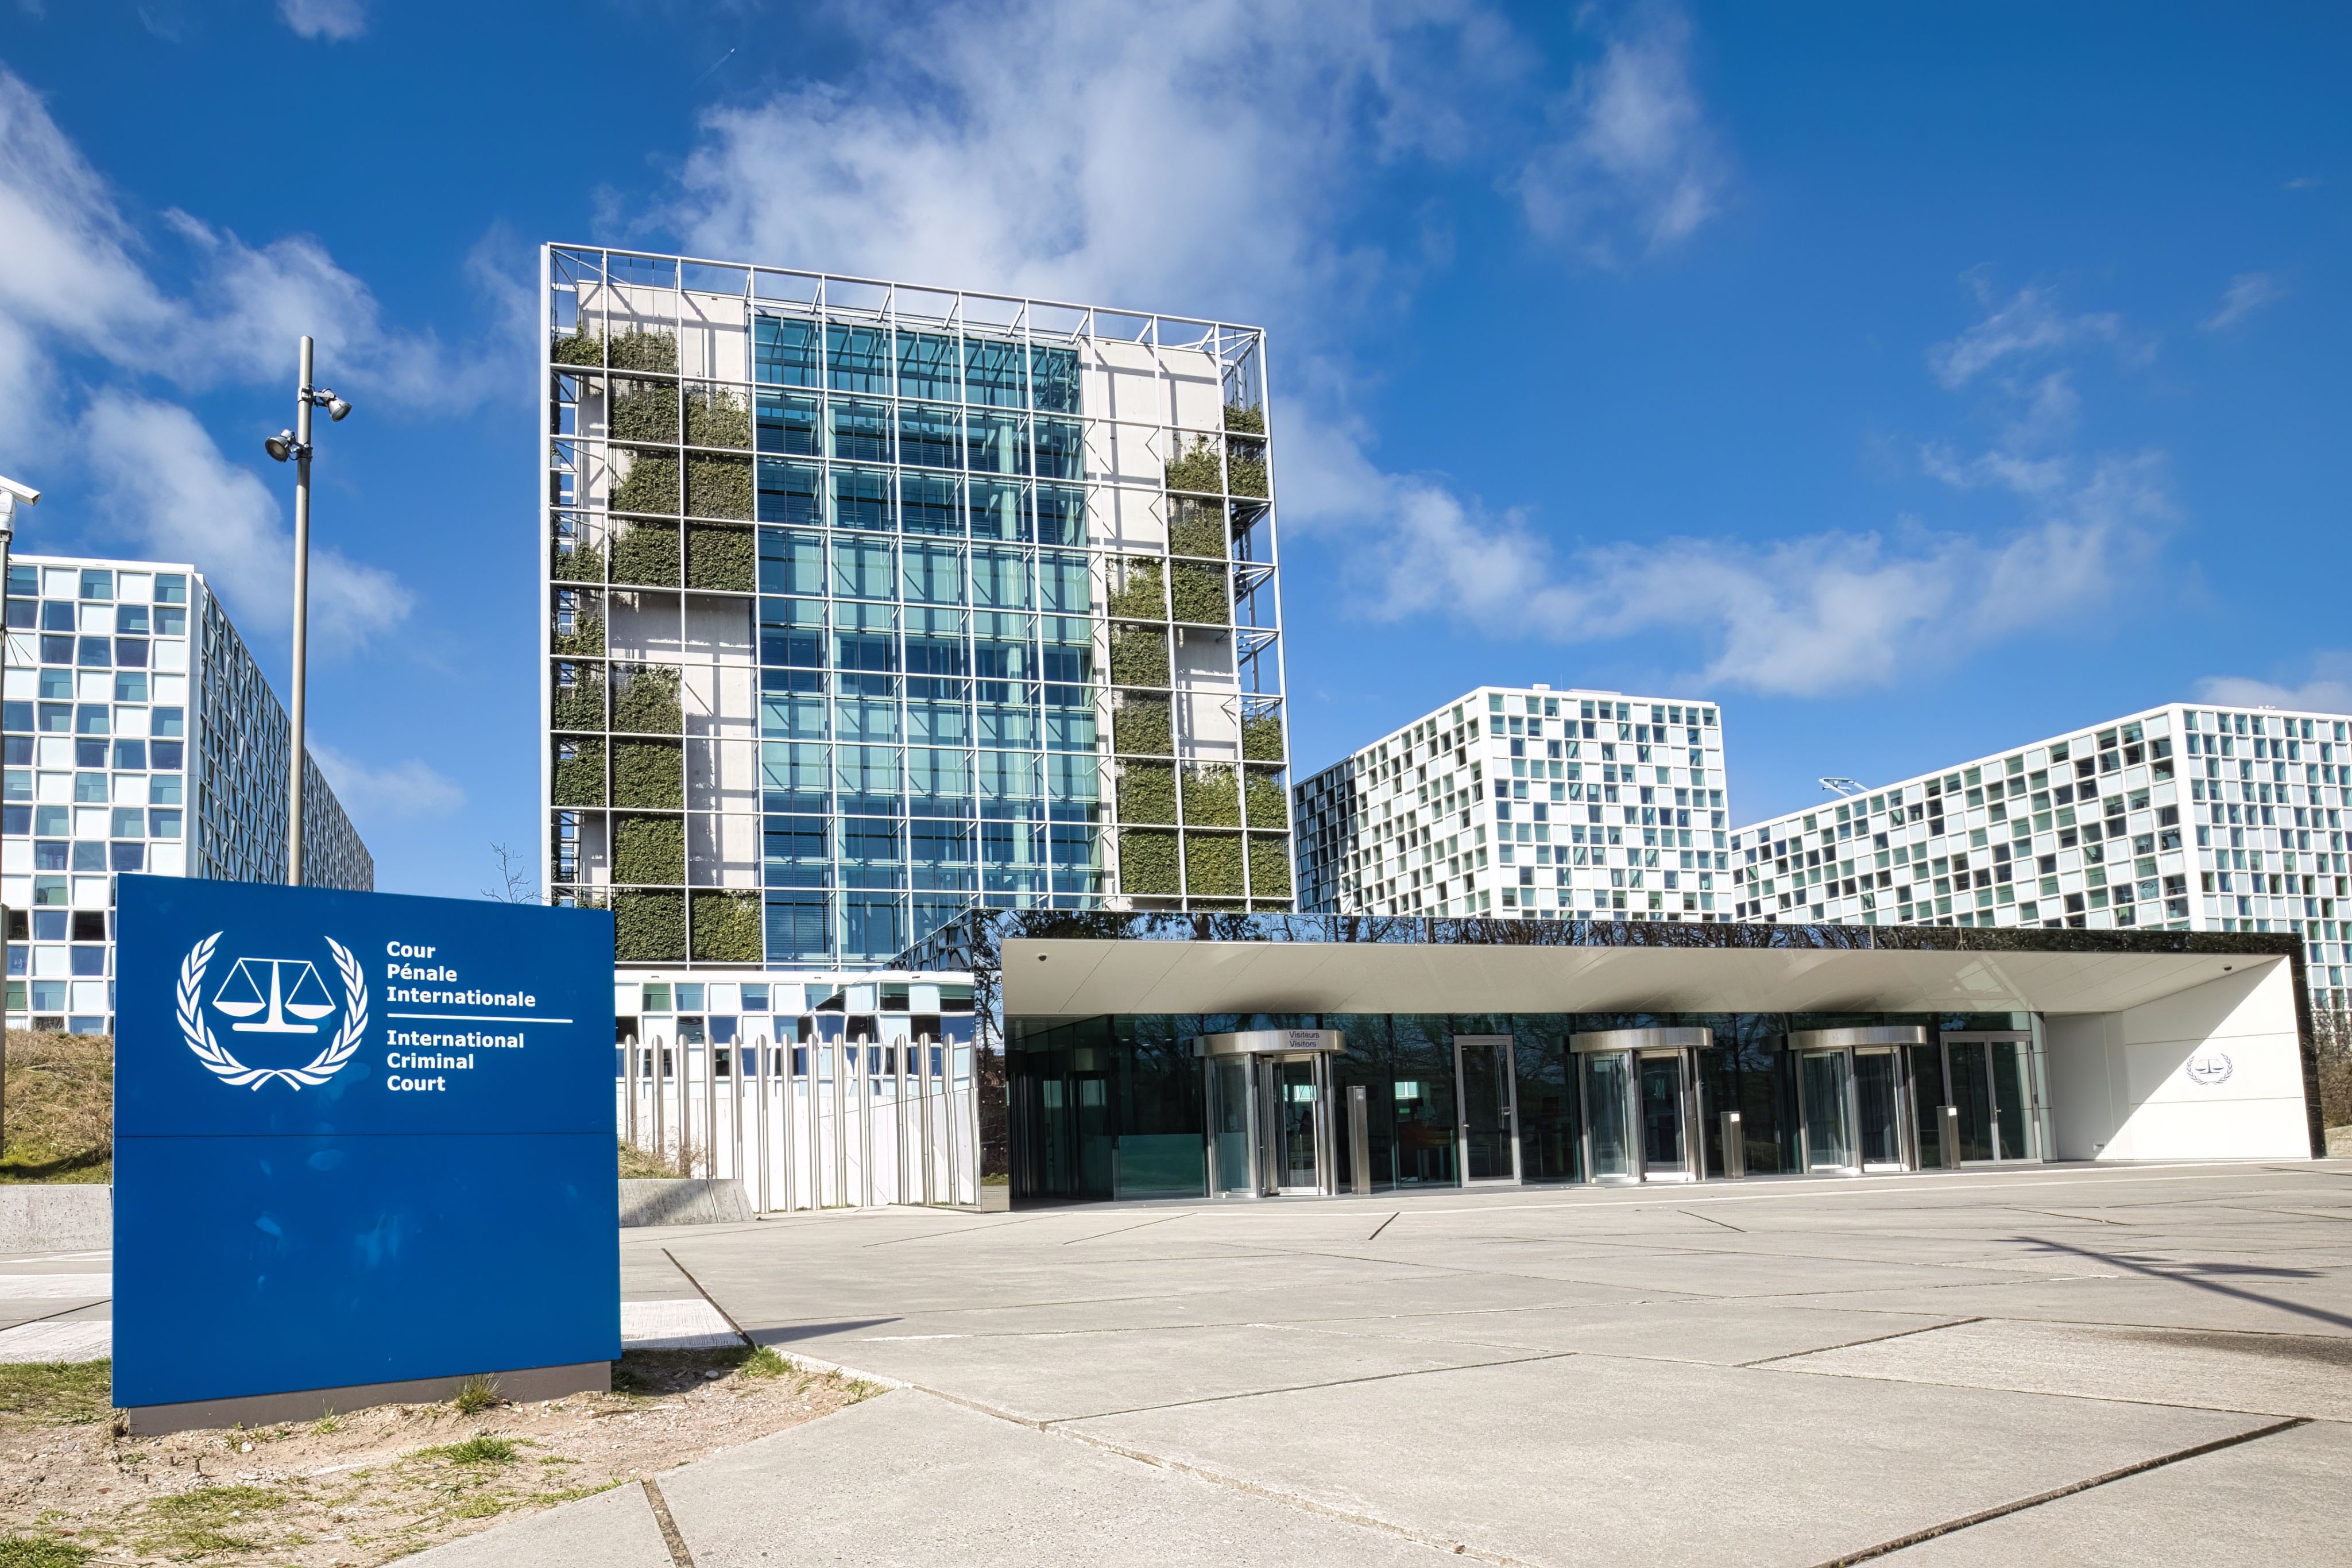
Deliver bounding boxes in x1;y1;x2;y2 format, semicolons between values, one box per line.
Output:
1;1031;112;1184
0;1346;878;1565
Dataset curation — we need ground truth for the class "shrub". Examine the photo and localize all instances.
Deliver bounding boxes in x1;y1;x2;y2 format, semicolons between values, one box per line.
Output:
1181;765;1240;827
691;891;763;962
613;815;683;884
613;664;682;733
552;541;604;583
1117;763;1176;824
1243;769;1289;828
1183;832;1245;896
1113;698;1172;757
687;454;754;520
1248;834;1293;896
686;387;752;449
1170;562;1228;624
1164;436;1223;494
552;612;604;657
1242;713;1285;762
551;329;604;367
613;452;679;515
610;523;680;587
552;739;604;806
1106;559;1165;620
1227;444;1269;499
1108;624;1169;688
608;329;678;373
615;890;686;961
613;740;683;808
450;1376;502;1416
609;380;678;444
1119;828;1179;895
686;522;755;590
1223;402;1265;435
551;665;604;731
1167;499;1225;559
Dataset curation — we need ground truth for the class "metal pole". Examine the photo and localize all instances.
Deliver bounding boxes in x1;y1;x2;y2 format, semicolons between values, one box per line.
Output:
624;1032;638;1147
288;335;314;886
0;494;12;1150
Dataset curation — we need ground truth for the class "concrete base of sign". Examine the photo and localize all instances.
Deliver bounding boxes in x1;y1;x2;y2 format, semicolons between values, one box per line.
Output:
618;1178;755;1228
0;1184;111;1253
122;1360;612;1436
2330;1125;2352;1158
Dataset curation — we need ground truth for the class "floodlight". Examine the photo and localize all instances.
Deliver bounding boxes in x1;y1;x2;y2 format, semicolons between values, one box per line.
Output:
326;396;352;421
265;430;297;462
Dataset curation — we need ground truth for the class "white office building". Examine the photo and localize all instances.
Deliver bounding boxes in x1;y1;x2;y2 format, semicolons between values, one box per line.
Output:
1293;686;1732;921
2;554;370;1035
1730;701;2352;1013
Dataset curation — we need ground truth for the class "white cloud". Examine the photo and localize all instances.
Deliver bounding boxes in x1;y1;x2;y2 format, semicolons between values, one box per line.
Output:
78;393;411;652
1927;282;2123;389
2202;271;2283;331
278;0;366;42
1514;3;1724;263
2192;655;2352;717
310;743;466;822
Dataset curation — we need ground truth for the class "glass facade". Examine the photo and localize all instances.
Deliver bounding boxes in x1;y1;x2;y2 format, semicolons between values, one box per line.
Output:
543;247;1294;974
1005;1006;2032;1203
1;555;370;1035
1731;702;2352;1012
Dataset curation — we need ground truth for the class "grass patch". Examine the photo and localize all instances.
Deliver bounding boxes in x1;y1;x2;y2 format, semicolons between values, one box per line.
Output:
0;1360;112;1425
1;1031;112;1184
0;1536;92;1568
737;1346;788;1380
617;1139;681;1179
136;1484;289;1557
450;1375;502;1416
413;1435;517;1465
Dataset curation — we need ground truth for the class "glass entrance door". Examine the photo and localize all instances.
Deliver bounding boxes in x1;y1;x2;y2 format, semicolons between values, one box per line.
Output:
1946;1041;1996;1162
1637;1052;1689;1177
1799;1050;1855;1171
1270;1056;1322;1193
1208;1056;1254;1197
1453;1036;1521;1184
1941;1035;2034;1163
1584;1052;1633;1180
1854;1050;1905;1171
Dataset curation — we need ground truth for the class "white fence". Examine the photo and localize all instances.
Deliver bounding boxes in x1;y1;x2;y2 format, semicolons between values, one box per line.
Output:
619;1031;981;1209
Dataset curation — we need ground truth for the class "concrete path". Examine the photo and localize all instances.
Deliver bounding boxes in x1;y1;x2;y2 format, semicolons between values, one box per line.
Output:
318;1161;2352;1563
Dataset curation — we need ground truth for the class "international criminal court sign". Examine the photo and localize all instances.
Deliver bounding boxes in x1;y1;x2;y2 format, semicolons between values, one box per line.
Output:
113;875;618;1433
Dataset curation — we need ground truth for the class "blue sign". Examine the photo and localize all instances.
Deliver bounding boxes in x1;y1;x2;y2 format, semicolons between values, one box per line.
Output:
112;875;618;1410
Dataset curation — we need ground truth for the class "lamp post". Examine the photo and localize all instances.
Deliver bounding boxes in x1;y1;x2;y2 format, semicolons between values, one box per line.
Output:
0;472;40;1159
263;337;351;886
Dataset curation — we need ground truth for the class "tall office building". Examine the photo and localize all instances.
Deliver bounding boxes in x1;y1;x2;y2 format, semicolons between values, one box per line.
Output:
540;246;1295;974
1729;700;2352;1011
1293;686;1732;921
2;554;371;1035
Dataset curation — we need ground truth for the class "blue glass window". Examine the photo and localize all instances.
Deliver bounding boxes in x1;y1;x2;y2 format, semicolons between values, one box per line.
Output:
113;672;147;702
69;946;106;977
835;746;900;810
39;636;71;665
31;979;67;1011
831;535;895;599
971;548;1034;610
74;739;105;767
897;332;960;401
115;605;149;634
1045;703;1097;753
149;809;181;838
842;896;907;961
763;816;830;886
0;805;24;834
760;738;830;804
1030;345;1080;414
898;404;960;469
38;669;69;699
75;637;108;667
1035;485;1085;545
907;750;973;812
1033;419;1084;481
964;340;1025;408
151;706;184;738
758;528;825;594
34;841;67;870
5;564;32;594
829;468;893;533
759;598;825;667
755;316;819;387
966;413;1028;475
827;400;892;463
110;842;144;872
111;740;146;769
150;741;183;770
3;600;29;630
899;473;961;537
73;704;107;736
764;894;831;962
156;606;186;634
40;602;72;631
80;570;111;601
969;481;1028;541
757;459;821;526
826;324;891;394
756;393;819;455
111;807;144;838
1039;553;1091;613
33;804;64;834
900;542;965;605
148;776;181;805
72;841;106;871
1;703;28;733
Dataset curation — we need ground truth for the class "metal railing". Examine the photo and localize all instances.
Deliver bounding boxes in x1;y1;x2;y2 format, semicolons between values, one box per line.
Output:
618;1023;980;1209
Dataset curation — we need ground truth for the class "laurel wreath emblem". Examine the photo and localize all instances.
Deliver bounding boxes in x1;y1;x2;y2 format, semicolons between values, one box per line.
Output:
177;932;369;1090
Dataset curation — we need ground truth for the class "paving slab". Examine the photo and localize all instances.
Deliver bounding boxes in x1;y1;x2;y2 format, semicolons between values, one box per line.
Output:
403;1474;674;1567
657;1387;1461;1566
1062;1340;2269;1566
1882;1417;2352;1565
1767;1314;2352;1419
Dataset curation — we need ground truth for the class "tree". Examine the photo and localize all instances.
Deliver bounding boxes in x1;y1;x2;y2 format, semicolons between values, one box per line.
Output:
482;842;539;904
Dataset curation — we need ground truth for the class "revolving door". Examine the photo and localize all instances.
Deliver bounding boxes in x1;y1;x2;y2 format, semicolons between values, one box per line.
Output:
1569;1027;1711;1183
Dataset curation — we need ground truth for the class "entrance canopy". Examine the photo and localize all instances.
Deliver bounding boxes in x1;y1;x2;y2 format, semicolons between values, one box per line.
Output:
1001;934;2277;1022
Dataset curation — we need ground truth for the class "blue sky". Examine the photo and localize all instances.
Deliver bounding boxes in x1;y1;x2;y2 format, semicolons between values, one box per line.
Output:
1;1;2346;898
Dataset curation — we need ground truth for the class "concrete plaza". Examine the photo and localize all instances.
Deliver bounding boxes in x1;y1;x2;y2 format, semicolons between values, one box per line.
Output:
435;1161;2351;1563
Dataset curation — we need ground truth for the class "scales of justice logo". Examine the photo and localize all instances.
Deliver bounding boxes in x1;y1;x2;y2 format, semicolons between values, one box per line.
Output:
177;932;369;1089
